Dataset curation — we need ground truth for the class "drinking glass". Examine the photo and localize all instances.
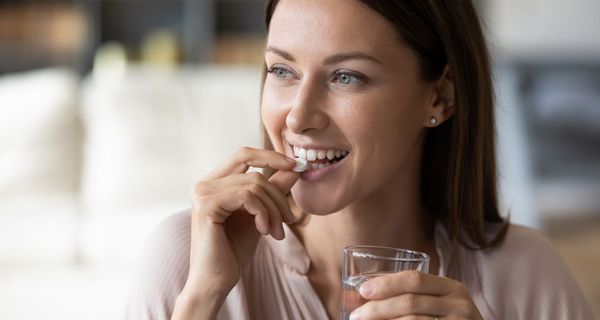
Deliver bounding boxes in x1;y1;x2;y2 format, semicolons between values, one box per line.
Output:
340;245;430;319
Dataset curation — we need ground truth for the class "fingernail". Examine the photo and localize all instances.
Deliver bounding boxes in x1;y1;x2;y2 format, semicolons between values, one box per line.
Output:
279;225;286;239
349;310;362;320
272;226;284;240
288;212;298;223
359;282;373;298
286;156;297;163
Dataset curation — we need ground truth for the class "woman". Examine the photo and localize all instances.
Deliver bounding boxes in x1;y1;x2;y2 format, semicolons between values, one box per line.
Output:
127;0;595;319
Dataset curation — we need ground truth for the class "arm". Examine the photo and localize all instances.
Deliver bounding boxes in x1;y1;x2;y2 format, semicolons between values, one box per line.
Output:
171;289;226;320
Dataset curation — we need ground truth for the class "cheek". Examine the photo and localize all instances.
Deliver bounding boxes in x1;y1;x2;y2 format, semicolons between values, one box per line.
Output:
349;90;426;180
351;91;424;149
261;88;290;152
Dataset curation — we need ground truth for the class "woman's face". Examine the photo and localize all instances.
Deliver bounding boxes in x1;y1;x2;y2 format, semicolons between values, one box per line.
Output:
262;0;436;214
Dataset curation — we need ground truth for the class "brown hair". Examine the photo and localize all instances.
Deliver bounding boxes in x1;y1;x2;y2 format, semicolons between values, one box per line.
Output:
262;0;509;249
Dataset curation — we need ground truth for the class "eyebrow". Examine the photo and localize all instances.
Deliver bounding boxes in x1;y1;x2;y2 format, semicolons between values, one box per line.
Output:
265;46;383;65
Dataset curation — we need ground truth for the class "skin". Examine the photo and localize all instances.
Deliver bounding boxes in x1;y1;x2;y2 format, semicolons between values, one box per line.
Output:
173;0;482;319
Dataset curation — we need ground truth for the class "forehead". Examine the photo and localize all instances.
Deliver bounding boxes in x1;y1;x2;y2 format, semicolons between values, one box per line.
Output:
267;0;402;59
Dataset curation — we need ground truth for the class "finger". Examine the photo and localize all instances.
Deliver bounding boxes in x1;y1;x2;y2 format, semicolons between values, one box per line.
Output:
360;271;457;300
244;172;296;224
268;169;301;195
231;188;270;235
216;173;296;225
198;187;270;235
243;180;286;240
351;294;448;320
205;147;296;180
262;172;297;223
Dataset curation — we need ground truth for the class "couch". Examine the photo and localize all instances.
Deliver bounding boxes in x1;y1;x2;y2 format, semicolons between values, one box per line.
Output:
0;65;262;319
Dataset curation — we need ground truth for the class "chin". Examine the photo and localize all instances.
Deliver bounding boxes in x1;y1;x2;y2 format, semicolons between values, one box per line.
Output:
290;186;348;215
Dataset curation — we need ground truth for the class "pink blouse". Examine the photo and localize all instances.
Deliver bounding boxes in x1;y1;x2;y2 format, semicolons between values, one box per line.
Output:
126;210;595;319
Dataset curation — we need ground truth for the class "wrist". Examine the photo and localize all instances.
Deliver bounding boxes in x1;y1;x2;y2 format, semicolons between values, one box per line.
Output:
172;286;228;320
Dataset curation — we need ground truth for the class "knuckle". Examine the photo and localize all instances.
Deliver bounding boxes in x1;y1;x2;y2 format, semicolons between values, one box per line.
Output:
247;171;265;183
451;279;468;295
238;146;252;155
379;275;392;292
190;183;210;204
403;293;419;309
236;146;255;160
241;189;254;201
364;302;378;315
190;181;207;195
456;299;473;316
406;270;422;288
247;183;262;195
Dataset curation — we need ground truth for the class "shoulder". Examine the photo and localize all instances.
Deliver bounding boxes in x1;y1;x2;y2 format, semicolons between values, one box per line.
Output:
484;223;557;262
144;209;192;254
126;209;192;320
477;224;570;285
140;208;192;283
473;224;594;319
137;209;192;276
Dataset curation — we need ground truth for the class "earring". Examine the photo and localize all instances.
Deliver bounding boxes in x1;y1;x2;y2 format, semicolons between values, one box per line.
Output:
430;117;438;126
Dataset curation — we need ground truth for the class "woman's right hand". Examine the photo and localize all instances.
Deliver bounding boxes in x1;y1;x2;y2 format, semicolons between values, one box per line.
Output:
173;147;300;319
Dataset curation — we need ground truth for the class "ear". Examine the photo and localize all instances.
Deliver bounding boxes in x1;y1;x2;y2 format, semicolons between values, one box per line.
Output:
425;65;455;127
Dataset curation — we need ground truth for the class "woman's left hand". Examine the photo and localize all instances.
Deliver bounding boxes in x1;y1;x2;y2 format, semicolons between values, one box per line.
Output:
349;270;483;320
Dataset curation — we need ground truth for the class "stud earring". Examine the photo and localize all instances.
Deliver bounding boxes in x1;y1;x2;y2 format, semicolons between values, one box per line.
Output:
430;117;438;126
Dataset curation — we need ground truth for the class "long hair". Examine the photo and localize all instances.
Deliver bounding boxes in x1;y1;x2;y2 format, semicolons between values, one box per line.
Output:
262;0;509;249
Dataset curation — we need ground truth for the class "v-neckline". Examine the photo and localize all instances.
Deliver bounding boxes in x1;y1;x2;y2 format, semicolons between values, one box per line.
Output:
265;223;445;319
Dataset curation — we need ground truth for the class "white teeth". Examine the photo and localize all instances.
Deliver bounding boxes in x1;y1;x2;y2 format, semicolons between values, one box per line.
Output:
291;145;349;162
326;150;335;160
298;148;307;160
317;150;326;160
318;163;325;169
311;163;320;169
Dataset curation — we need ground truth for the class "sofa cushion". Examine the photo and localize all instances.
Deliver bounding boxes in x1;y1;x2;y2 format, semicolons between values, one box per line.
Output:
79;65;263;261
0;68;81;262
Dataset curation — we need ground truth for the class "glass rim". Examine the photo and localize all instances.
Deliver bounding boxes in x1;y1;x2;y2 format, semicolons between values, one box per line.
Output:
344;245;431;262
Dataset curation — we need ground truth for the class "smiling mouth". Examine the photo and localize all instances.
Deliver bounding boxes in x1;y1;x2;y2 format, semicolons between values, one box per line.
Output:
291;145;350;170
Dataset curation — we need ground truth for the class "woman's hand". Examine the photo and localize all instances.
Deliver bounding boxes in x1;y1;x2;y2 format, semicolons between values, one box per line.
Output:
349;271;483;320
173;147;299;319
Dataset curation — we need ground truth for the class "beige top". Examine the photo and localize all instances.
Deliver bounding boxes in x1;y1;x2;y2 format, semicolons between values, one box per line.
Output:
126;209;596;319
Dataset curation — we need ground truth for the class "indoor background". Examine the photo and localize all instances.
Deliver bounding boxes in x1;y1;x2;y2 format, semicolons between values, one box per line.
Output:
0;0;598;319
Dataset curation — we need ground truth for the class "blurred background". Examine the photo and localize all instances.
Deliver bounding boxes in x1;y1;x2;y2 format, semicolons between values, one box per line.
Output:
0;0;598;319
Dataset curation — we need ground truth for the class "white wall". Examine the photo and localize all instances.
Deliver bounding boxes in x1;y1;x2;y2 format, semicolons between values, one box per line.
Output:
487;0;600;57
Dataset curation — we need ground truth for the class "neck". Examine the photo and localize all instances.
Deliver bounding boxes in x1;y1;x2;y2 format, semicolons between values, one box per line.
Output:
292;144;436;279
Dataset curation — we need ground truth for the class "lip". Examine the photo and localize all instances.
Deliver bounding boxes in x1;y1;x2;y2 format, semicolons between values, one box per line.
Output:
283;139;351;182
299;153;348;181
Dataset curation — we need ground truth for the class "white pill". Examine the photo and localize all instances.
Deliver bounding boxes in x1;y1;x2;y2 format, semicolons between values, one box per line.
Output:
292;158;309;173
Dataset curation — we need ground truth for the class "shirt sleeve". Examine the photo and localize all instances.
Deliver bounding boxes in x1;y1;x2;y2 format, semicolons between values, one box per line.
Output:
125;210;192;320
478;225;596;320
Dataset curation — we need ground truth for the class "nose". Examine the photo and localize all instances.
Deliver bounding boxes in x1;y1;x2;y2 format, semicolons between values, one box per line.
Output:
285;77;329;134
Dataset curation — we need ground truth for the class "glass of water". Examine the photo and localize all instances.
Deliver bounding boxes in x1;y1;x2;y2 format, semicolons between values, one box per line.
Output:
341;245;430;320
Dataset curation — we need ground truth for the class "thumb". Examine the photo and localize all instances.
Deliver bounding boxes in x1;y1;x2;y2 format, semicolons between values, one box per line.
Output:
268;169;300;195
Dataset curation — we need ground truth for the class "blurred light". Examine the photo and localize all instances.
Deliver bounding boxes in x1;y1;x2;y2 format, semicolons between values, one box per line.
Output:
92;41;127;84
141;29;180;68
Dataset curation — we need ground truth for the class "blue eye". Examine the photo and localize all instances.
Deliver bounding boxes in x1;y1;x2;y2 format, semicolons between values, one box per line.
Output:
268;66;294;79
334;71;363;85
